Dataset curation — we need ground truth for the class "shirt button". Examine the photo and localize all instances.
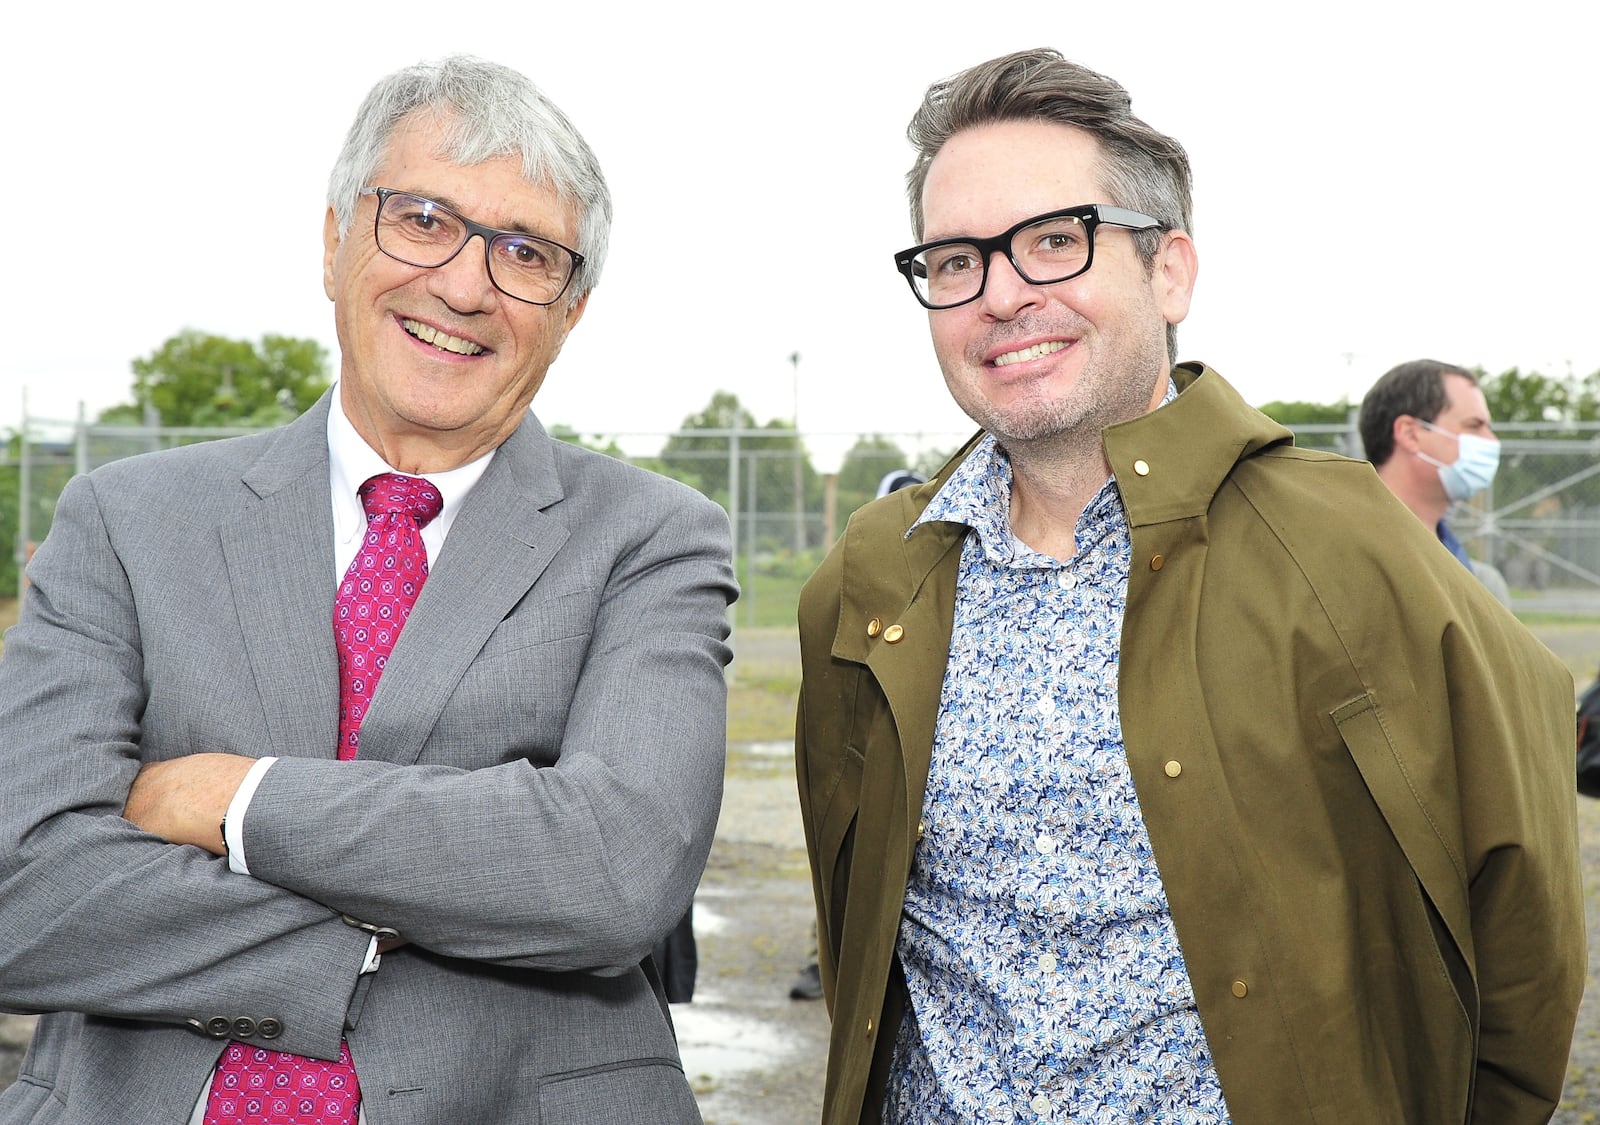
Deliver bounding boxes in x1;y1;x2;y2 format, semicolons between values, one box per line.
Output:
1038;952;1058;973
1030;1093;1052;1114
1036;834;1057;855
1056;570;1076;590
1036;696;1056;716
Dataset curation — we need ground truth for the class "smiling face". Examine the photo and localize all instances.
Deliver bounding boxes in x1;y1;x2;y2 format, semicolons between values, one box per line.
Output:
323;110;588;472
920;120;1195;456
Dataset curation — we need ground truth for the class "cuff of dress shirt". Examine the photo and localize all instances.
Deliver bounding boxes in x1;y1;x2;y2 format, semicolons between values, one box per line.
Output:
223;757;277;875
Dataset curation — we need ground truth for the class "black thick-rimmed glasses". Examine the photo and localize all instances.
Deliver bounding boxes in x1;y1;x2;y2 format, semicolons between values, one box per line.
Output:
360;187;585;306
894;204;1164;310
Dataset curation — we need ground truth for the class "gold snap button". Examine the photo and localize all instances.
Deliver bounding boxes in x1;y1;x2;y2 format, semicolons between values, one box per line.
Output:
1149;554;1164;571
884;624;905;644
1231;980;1248;999
866;618;881;637
1133;459;1150;476
1164;760;1182;778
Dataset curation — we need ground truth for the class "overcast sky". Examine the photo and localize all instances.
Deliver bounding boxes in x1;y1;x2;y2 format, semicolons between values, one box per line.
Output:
5;0;1596;467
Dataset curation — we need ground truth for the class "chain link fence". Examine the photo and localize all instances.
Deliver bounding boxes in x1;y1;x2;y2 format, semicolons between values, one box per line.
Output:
9;413;1600;615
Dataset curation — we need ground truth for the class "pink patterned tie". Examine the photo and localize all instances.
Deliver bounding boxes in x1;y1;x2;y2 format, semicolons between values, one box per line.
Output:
204;472;442;1125
333;473;444;760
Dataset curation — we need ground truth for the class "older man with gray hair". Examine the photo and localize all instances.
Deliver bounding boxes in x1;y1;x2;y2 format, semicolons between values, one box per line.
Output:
0;55;734;1124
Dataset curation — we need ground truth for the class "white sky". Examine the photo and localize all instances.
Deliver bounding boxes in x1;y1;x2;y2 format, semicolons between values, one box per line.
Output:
5;0;1596;468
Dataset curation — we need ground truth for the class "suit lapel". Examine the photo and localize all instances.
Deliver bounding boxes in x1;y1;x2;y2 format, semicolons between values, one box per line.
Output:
221;396;341;760
357;413;568;766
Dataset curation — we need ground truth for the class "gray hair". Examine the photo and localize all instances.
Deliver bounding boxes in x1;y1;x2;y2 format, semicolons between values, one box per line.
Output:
905;48;1192;357
327;55;612;301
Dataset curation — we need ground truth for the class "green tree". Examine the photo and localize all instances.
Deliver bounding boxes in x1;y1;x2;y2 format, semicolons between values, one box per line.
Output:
1477;366;1600;425
1480;367;1569;424
833;435;914;519
99;330;331;427
1257;399;1353;426
656;391;756;503
547;424;627;459
655;391;821;549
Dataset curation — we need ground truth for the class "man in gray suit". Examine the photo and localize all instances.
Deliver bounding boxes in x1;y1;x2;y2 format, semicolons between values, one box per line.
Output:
0;55;735;1124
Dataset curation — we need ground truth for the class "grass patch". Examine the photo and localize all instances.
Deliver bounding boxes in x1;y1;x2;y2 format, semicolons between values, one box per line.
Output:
729;567;810;630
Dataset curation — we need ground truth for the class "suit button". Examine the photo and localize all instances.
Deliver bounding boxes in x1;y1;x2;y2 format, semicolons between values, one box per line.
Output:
231;1017;256;1039
257;1018;283;1040
206;1016;232;1038
883;624;905;644
866;618;882;637
1149;554;1165;571
1133;459;1151;476
1164;760;1182;778
1231;979;1249;998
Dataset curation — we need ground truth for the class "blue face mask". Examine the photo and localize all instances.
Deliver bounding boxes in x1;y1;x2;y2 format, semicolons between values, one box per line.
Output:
1416;418;1500;502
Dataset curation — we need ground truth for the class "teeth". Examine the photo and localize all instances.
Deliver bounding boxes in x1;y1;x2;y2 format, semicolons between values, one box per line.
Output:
403;319;485;356
993;340;1068;367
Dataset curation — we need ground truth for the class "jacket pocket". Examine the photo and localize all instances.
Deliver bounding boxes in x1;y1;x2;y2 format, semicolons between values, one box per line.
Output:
816;742;865;896
537;1058;699;1123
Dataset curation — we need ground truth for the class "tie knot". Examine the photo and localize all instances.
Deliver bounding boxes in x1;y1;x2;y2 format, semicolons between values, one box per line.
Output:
358;473;443;526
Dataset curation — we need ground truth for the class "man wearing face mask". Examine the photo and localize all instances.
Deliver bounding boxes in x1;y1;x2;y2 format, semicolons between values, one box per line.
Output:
1359;358;1511;604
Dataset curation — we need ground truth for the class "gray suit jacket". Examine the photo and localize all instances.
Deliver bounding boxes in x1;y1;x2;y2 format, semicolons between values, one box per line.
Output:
0;393;736;1124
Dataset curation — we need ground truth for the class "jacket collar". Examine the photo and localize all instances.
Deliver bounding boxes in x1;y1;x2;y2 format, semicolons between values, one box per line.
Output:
828;363;1291;668
1106;362;1293;528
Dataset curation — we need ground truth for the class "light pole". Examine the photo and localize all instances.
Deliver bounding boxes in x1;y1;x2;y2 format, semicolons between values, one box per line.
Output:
788;352;805;553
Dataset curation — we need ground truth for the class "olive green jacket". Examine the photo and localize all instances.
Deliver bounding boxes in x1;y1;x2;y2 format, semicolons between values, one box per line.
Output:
795;364;1583;1124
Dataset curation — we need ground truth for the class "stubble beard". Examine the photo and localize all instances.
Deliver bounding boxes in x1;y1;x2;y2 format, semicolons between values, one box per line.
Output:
942;321;1169;467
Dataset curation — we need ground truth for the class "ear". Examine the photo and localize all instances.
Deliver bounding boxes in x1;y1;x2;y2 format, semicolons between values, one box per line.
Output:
1391;414;1422;454
1151;229;1198;326
322;207;342;302
562;289;590;334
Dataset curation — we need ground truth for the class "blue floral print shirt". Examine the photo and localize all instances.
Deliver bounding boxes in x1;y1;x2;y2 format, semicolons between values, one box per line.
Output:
885;409;1231;1123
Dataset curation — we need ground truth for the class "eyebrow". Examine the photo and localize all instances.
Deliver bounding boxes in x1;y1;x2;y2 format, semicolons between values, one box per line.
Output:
398;187;555;240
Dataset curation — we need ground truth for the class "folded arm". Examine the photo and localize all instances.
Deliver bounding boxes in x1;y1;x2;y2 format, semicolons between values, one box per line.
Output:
0;474;368;1058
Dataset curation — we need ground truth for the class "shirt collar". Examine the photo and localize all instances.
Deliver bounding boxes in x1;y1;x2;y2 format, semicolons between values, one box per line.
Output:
910;377;1180;564
326;384;494;547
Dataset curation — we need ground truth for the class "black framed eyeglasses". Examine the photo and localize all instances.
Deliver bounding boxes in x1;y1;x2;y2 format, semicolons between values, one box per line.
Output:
893;204;1164;310
360;187;584;306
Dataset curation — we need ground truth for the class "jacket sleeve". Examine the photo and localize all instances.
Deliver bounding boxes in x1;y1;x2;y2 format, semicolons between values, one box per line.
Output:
235;484;736;974
0;474;367;1060
1447;613;1586;1123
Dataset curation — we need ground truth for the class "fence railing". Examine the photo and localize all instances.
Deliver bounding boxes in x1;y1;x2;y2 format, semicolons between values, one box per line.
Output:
10;412;1600;616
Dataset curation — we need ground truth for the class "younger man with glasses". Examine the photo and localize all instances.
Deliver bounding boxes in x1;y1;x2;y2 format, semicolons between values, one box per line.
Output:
795;47;1581;1124
0;56;734;1123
